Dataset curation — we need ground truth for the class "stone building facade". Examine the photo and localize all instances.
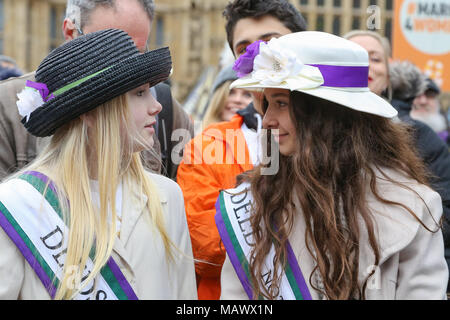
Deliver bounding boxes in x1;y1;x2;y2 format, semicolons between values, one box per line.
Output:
0;0;447;108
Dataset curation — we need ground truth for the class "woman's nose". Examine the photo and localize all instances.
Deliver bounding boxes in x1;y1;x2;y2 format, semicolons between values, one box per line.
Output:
148;94;162;115
228;92;243;105
262;106;277;129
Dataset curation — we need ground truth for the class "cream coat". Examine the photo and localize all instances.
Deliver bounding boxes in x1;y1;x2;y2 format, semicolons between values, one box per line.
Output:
0;172;197;300
220;169;449;300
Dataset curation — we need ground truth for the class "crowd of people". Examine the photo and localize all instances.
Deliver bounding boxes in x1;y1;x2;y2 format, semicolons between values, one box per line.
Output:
0;0;448;300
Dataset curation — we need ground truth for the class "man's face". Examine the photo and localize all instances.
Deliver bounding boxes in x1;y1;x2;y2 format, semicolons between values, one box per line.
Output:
413;91;440;114
231;15;292;113
231;15;292;57
65;0;151;52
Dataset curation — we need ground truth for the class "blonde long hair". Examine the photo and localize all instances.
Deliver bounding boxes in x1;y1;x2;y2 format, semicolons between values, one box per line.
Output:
13;94;174;299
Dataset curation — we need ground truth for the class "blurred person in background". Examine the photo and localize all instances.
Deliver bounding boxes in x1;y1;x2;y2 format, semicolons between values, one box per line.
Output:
411;78;449;145
0;56;23;81
202;65;253;128
345;30;450;294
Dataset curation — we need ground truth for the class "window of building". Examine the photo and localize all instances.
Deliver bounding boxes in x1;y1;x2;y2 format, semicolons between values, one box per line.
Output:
352;0;361;9
333;0;341;7
369;0;377;5
299;0;309;5
384;19;392;43
49;5;65;51
317;0;325;6
352;17;360;30
303;14;308;27
156;16;164;47
386;0;393;10
316;15;324;31
332;16;341;35
0;0;4;54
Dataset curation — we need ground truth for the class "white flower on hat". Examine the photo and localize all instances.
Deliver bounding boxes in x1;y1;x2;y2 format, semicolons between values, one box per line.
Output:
16;88;45;122
250;38;324;90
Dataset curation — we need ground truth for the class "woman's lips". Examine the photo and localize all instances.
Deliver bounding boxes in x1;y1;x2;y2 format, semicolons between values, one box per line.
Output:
273;133;289;143
145;123;155;133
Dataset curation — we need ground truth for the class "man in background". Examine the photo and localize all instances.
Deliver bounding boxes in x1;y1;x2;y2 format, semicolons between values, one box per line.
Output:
0;0;193;180
411;78;449;145
177;0;308;299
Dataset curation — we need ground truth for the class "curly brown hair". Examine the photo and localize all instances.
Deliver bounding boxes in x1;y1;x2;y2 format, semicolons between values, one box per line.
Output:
239;91;438;299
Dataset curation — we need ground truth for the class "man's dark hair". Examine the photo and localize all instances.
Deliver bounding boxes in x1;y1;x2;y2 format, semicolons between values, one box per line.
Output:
223;0;307;52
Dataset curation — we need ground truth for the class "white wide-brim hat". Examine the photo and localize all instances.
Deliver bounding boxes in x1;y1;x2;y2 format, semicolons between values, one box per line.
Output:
231;31;397;118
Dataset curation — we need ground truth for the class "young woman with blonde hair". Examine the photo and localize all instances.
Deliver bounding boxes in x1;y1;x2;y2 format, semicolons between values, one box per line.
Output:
0;29;197;300
202;65;253;128
216;32;448;300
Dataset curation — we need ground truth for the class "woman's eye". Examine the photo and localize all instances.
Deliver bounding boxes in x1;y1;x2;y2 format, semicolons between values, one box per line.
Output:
370;56;382;63
137;90;146;97
277;101;288;107
237;46;247;55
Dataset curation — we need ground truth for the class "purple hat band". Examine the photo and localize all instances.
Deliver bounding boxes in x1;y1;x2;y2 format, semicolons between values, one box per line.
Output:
308;64;369;88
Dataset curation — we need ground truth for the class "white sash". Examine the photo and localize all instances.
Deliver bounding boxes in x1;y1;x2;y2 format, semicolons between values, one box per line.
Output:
215;182;312;300
0;173;137;300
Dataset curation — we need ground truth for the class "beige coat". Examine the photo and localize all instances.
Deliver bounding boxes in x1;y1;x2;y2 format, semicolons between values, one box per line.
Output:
0;73;193;180
0;172;197;300
220;169;449;300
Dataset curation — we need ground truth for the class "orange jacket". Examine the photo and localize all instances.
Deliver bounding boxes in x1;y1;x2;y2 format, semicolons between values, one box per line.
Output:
177;114;253;300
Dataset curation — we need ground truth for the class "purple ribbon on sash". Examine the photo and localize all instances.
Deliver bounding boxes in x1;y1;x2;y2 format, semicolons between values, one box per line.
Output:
26;80;55;102
308;64;369;88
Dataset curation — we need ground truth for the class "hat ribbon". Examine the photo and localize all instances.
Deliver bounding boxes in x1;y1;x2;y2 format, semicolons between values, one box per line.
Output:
17;67;111;123
308;64;368;88
26;81;55;102
233;38;369;90
52;67;111;97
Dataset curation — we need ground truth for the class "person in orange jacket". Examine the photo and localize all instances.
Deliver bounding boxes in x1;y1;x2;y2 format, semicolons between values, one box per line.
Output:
176;0;307;300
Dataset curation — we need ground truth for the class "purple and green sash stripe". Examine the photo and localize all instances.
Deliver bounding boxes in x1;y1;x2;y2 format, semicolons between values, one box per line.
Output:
215;190;312;300
0;171;138;300
215;193;255;299
0;201;59;297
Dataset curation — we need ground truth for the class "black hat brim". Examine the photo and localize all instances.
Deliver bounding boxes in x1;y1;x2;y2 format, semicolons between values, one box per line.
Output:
23;47;172;137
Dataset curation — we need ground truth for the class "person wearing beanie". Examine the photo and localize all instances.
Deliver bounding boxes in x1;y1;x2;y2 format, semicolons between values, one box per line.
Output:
411;78;449;144
0;56;23;81
0;29;197;300
0;67;23;81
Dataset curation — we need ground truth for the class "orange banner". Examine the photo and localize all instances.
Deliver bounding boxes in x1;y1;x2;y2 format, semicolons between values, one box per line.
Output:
392;0;450;92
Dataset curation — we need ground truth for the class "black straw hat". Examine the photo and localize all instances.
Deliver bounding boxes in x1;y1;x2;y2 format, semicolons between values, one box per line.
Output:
18;29;172;137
